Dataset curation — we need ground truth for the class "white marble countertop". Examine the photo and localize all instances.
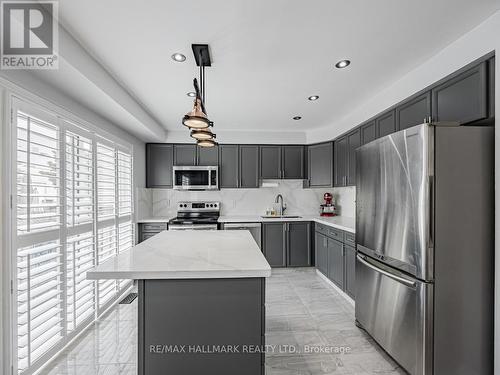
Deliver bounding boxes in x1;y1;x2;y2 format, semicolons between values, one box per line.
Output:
218;215;355;233
87;230;271;280
136;217;172;223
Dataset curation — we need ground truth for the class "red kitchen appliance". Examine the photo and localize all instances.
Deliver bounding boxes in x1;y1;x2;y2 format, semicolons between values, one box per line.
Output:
320;192;337;216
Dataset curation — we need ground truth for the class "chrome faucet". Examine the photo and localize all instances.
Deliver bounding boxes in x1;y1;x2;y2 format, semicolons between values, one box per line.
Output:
275;194;286;216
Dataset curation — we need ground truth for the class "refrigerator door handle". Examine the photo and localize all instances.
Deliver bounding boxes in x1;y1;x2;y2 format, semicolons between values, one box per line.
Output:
356;254;417;288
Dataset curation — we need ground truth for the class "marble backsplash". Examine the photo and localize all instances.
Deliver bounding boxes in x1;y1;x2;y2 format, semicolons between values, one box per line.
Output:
136;181;356;219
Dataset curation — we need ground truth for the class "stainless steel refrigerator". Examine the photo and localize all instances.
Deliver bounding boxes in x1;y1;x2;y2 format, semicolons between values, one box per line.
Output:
355;123;494;375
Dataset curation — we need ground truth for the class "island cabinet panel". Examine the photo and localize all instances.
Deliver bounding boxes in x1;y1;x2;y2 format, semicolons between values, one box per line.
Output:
377;109;397;138
308;142;333;187
139;278;265;375
282;146;304;179
197;145;219;166
260;145;282;179
262;223;286;267
396;91;431;131
146;144;174;188
431;62;488;125
360;121;376;146
315;231;328;276
327;238;344;289
174;144;197;166
239;145;260;188
344;244;356;298
287;222;311;267
219;145;239;188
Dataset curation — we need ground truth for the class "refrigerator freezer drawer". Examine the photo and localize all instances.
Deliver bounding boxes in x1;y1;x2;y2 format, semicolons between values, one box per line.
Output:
355;254;433;375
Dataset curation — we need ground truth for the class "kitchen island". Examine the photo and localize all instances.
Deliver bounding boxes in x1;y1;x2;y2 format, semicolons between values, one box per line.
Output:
87;230;271;375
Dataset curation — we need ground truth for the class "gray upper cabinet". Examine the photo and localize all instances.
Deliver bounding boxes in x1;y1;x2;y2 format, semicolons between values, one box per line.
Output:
344;245;356;298
327;238;344;289
287;222;311;266
488;57;495;119
282;146;304;179
346;129;360;186
377;109;396;138
197;145;219;166
146;144;174;188
432;62;488;125
219;145;239;188
308;142;333;187
315;231;328;276
360;121;376;146
260;146;281;179
262;223;286;267
334;137;347;187
239;145;260;188
396;91;431;131
174;144;197;166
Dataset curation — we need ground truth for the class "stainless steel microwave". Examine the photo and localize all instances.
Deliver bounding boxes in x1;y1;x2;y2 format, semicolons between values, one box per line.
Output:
172;166;219;190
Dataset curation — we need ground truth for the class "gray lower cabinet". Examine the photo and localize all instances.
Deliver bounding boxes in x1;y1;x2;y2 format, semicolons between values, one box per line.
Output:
263;222;311;267
139;223;168;243
260;145;281;179
239;145;260;188
344;245;356;298
146;144;174;188
287;222;311;266
262;223;286;267
315;232;328;276
197;145;219;166
173;144;197;166
432;62;488;125
308;142;332;187
396;91;431;131
315;225;355;299
327;238;344;288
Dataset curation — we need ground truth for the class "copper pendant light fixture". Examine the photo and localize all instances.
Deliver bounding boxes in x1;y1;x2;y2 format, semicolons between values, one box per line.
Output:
182;44;217;147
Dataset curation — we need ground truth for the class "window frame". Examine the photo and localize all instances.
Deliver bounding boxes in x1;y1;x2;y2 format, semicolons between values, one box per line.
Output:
4;94;135;375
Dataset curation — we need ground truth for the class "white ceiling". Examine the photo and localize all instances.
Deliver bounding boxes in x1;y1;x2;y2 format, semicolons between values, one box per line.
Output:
55;0;499;139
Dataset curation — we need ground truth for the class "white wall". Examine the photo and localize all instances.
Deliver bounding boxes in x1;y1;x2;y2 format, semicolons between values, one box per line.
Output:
307;10;500;372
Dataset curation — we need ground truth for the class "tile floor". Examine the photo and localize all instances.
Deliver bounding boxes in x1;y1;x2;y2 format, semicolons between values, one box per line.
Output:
40;268;405;375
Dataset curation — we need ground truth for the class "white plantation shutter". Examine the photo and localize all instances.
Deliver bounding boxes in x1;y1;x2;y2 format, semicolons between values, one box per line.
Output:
11;99;134;375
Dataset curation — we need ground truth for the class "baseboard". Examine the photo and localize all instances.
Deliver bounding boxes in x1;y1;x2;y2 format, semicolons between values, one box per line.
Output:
315;269;355;306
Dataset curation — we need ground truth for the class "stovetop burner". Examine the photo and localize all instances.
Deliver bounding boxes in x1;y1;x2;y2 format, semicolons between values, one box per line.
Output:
168;201;220;226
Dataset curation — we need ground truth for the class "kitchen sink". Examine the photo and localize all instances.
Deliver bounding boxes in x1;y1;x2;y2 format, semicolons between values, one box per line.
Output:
261;215;302;219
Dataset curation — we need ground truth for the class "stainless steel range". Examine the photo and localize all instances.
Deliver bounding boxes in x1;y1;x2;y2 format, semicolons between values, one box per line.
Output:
168;201;220;230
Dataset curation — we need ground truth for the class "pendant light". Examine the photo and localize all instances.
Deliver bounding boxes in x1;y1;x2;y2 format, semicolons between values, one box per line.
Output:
181;44;218;147
197;139;216;147
182;98;212;129
190;128;216;140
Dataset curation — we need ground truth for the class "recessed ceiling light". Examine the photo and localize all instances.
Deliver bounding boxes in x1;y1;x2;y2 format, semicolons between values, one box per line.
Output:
335;59;351;69
293;116;302;120
187;92;196;97
171;53;186;62
308;95;319;101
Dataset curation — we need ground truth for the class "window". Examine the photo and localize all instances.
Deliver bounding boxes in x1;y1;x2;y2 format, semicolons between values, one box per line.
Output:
11;98;134;375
